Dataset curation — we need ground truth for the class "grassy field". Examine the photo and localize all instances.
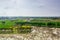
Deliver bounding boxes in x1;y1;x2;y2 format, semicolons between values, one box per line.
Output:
0;18;60;34
0;19;60;28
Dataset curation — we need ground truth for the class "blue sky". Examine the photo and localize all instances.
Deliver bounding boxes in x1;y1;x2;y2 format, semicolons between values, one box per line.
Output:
0;0;60;17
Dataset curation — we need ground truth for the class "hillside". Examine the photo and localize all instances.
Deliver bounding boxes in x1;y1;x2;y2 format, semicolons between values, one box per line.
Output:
0;27;60;40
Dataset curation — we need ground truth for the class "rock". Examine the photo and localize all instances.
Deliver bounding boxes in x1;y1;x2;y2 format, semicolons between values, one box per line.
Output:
52;31;58;35
31;30;36;33
0;27;60;40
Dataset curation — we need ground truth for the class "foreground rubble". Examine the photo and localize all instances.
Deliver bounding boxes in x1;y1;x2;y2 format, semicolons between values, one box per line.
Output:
0;27;60;40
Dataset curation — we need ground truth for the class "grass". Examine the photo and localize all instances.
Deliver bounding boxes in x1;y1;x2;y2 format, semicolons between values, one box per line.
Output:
0;19;60;34
0;19;60;28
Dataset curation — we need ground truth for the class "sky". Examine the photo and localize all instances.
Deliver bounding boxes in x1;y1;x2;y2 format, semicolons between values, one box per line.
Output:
0;0;60;17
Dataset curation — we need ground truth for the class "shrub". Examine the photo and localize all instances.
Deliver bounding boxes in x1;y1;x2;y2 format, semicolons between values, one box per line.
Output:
47;22;56;27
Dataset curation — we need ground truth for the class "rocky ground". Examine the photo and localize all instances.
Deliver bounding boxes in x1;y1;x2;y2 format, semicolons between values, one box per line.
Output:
0;26;60;40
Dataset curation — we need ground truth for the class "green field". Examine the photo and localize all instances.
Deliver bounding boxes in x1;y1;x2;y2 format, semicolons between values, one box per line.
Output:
0;18;60;28
0;18;60;34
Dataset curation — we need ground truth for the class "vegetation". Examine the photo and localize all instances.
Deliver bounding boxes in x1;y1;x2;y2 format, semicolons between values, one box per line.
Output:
0;17;60;34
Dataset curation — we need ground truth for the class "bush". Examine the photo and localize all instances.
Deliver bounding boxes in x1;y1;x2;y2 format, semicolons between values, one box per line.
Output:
47;22;56;27
39;22;46;27
56;22;60;27
20;25;31;29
